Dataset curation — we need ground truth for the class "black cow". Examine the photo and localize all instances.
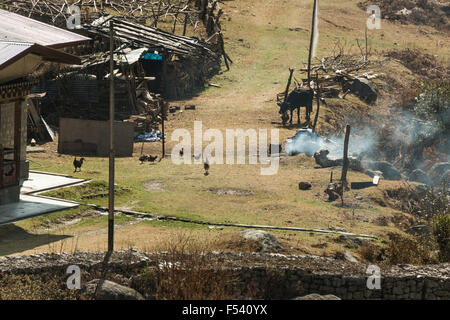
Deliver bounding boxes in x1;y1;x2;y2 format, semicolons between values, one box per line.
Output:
278;88;314;125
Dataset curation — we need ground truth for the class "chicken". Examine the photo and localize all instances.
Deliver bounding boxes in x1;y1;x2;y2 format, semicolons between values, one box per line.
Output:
193;153;202;161
73;157;85;172
139;154;149;164
179;147;184;157
148;155;158;163
204;157;210;176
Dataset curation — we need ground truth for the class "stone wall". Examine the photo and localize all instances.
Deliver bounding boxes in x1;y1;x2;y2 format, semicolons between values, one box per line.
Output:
233;266;450;300
1;251;448;300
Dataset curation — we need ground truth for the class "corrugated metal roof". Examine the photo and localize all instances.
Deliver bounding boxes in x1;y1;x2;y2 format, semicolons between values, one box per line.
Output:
0;41;32;67
0;9;90;48
115;48;148;65
0;41;81;70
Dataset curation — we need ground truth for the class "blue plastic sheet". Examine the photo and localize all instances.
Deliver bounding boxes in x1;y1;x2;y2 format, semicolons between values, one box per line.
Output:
134;130;164;142
142;52;162;61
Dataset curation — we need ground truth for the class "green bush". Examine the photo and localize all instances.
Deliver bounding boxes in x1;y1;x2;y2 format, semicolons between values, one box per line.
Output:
433;213;450;262
415;184;450;220
385;233;438;265
413;183;449;262
414;82;450;132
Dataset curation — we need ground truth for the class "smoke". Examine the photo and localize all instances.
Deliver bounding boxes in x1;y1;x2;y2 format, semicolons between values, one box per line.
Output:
284;82;449;185
391;111;438;147
381;110;446;172
285;127;378;159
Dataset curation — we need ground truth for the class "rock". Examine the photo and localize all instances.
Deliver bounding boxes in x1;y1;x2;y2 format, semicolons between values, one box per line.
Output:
293;293;341;300
344;251;358;263
240;229;282;253
298;182;312;190
314;150;342;167
406;224;432;236
314;149;363;171
365;169;383;179
363;161;402;180
336;235;363;249
408;169;432;185
396;8;412;16
83;279;145;300
343;77;378;104
429;163;450;186
442;170;450;186
321;87;340;98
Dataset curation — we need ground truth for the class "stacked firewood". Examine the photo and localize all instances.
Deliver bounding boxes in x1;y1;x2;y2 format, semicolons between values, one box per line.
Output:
292;52;387;102
135;89;168;131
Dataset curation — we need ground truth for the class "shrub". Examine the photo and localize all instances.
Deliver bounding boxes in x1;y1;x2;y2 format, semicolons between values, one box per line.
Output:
414;82;450;132
414;183;450;220
433;213;450;262
385;233;438;265
359;242;385;263
404;183;450;263
134;235;235;300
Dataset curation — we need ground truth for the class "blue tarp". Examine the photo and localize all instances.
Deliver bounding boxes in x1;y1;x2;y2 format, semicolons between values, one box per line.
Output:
142;52;162;61
134;130;164;142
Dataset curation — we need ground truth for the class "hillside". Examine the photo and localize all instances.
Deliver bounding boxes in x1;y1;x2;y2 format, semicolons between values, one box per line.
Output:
2;0;449;268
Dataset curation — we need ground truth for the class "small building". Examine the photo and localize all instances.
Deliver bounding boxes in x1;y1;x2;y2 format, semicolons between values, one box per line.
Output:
0;10;90;205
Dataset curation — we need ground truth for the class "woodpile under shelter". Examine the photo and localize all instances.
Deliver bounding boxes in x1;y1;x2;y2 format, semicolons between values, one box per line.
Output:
82;15;221;99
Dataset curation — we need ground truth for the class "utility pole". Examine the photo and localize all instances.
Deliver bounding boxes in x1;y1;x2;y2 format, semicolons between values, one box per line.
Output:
312;72;321;131
161;101;166;158
108;20;115;253
306;0;319;125
341;124;351;189
307;0;318;86
365;26;368;62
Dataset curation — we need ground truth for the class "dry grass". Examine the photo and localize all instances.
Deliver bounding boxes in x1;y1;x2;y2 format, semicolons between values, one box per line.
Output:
386;48;450;81
17;0;450;258
0;273;88;300
138;234;235;299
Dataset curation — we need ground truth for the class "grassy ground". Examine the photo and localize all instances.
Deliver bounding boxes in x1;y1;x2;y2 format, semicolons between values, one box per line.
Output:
2;0;449;259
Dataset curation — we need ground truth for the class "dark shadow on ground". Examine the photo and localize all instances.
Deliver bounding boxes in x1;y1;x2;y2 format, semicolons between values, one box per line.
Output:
0;224;71;256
